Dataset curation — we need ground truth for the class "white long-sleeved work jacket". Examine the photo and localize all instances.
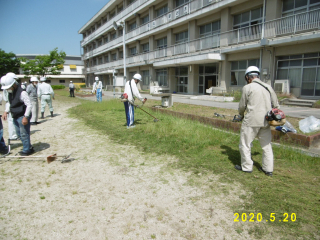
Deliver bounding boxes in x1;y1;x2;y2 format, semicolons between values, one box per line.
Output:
238;78;279;127
92;81;103;93
37;82;54;98
124;79;144;104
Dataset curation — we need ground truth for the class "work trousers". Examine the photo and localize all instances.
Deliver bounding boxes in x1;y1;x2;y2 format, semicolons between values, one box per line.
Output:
41;95;53;112
0;119;7;152
70;88;75;97
124;101;134;127
96;89;102;102
30;99;39;123
13;115;32;153
239;125;274;172
8;112;17;139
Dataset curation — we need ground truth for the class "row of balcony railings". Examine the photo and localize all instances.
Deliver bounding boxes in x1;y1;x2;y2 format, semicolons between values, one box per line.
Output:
82;7;320;63
83;8;320;69
81;0;224;47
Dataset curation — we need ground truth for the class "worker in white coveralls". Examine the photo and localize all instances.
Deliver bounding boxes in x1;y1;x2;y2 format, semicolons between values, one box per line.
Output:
1;76;18;140
123;73;147;129
234;66;279;177
92;76;103;102
0;76;9;154
37;77;55;118
26;77;40;125
1;72;34;156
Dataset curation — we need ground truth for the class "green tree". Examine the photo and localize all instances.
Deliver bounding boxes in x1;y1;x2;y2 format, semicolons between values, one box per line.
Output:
19;48;66;77
0;49;20;77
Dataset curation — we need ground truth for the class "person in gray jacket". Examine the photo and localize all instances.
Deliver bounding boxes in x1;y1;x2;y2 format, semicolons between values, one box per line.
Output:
235;66;279;177
26;77;40;125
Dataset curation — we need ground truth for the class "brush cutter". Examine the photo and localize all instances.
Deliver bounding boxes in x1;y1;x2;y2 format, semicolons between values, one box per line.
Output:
0;153;73;164
214;112;243;122
133;99;159;122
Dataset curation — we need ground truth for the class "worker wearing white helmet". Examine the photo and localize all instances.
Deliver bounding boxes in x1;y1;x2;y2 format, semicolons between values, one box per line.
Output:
69;81;75;97
92;76;103;102
1;76;18;141
123;73;147;129
234;66;279;177
0;76;9;154
37;76;55;118
1;72;34;156
26;77;40;125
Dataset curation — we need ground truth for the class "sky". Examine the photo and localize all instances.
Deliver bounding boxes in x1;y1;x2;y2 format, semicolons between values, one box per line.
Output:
0;0;109;56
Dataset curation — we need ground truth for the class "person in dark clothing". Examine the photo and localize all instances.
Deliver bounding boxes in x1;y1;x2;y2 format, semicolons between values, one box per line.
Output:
69;81;75;97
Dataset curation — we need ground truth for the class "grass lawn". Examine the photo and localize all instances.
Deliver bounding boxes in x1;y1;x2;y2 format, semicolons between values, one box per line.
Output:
55;90;320;239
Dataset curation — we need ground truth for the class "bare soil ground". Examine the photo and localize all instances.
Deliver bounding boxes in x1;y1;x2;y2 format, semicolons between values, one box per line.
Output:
0;97;267;239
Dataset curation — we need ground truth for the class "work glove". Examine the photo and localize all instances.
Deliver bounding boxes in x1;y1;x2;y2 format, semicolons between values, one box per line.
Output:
233;115;243;122
142;98;147;104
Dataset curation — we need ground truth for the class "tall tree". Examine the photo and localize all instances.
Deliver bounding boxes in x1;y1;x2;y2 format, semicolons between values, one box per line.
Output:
20;48;66;77
0;49;20;77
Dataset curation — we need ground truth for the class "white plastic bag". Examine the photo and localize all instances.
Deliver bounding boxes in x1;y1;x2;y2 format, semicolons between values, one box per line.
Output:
283;120;297;133
299;116;320;133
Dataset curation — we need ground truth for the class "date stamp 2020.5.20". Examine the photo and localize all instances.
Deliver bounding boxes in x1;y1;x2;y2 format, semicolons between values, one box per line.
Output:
234;213;297;222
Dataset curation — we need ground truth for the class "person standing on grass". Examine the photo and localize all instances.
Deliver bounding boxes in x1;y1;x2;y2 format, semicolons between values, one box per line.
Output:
123;73;147;129
92;76;103;102
26;77;40;125
0;76;9;154
234;66;279;177
1;72;34;156
69;81;75;97
37;77;55;119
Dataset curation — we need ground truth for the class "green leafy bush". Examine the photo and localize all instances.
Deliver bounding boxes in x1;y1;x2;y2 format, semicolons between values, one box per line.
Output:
313;99;320;108
52;85;65;90
232;90;242;102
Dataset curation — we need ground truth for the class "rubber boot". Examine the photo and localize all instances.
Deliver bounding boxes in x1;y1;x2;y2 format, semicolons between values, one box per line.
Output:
50;111;53;117
41;112;44;119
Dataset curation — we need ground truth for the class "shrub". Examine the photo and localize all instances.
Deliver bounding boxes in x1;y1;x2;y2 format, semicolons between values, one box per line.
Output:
52;85;65;90
232;90;242;102
313;99;320;108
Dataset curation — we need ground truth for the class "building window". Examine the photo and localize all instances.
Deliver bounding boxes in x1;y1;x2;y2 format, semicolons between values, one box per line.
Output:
119;51;123;59
128;0;135;5
199;64;218;94
129;47;137;56
175;0;189;8
277;52;320;96
142;70;150;85
156;37;167;49
118;5;123;12
93;43;96;49
118;29;123;37
110;11;115;19
156;69;168;86
97;23;101;28
200;20;221;37
98;40;102;47
47;80;51;83
104;36;108;43
111;32;116;40
59;80;65;83
233;7;263;30
105;55;109;62
142;43;149;53
111;53;117;61
231;59;260;86
282;0;320;16
175;31;188;44
141;15;149;25
98;57;103;65
129;22;137;31
156;5;168;17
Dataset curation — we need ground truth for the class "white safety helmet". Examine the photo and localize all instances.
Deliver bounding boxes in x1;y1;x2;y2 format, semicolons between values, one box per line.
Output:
0;76;6;84
95;76;99;81
40;77;47;81
70;81;72;83
133;73;142;81
1;73;18;90
245;66;260;79
30;77;39;82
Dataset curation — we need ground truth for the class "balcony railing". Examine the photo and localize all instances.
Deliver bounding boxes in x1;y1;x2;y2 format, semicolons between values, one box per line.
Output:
85;8;320;73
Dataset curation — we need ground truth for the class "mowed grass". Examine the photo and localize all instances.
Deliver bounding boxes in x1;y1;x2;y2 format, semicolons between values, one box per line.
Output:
66;96;320;239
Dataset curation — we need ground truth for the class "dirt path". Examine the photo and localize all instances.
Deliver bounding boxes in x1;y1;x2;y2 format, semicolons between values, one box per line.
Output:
0;97;255;239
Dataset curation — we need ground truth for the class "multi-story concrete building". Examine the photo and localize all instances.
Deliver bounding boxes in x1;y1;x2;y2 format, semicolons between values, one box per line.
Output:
79;0;320;99
17;55;85;87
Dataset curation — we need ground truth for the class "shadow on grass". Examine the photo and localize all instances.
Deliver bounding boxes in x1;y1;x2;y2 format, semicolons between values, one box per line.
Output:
220;145;262;169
